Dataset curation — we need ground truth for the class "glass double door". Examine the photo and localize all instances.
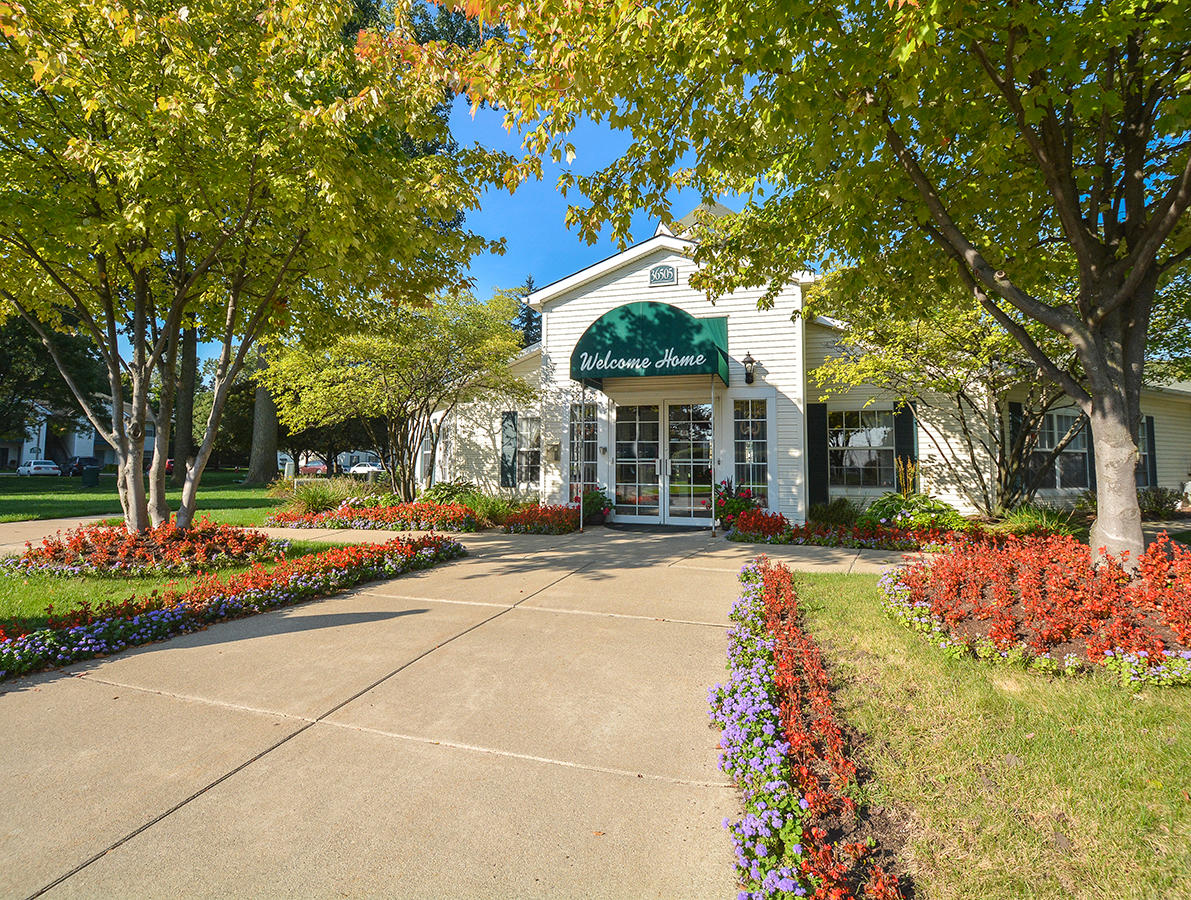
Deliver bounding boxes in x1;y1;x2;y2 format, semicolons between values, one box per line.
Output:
614;402;714;523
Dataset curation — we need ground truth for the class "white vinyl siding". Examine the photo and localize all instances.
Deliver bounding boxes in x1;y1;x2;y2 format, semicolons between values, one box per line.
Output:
539;244;806;521
1144;393;1191;493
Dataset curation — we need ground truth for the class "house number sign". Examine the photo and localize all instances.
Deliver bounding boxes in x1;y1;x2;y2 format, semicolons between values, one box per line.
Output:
649;264;677;286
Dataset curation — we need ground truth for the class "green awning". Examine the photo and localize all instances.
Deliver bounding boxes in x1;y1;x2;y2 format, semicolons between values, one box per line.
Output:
570;301;729;387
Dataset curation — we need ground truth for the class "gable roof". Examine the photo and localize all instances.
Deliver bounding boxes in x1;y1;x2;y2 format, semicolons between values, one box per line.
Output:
527;234;695;308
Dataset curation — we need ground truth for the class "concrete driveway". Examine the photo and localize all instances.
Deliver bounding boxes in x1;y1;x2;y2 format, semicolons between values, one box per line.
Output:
0;526;902;900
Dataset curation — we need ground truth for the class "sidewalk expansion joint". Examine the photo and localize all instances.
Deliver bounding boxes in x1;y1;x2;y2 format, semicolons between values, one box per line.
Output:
74;675;316;723
665;543;722;568
510;605;729;628
323;721;735;789
357;591;729;627
24;557;598;900
358;590;513;609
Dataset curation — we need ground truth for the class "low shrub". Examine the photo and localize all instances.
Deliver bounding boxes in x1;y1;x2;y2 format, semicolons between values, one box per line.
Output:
856;492;970;532
882;533;1191;687
1;520;281;576
419;480;481;505
709;559;905;898
1138;486;1184;520
1075;486;1186;520
502;504;580;535
0;535;465;681
807;497;861;527
993;502;1078;536
267;501;478;532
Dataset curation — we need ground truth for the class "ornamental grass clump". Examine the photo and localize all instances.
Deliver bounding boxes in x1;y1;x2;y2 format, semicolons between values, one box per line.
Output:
1;520;282;577
267;500;478;531
881;533;1191;687
0;535;465;682
710;559;905;899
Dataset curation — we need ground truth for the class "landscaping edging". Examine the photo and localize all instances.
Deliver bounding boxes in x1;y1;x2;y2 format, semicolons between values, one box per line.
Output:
709;558;905;899
0;535;466;682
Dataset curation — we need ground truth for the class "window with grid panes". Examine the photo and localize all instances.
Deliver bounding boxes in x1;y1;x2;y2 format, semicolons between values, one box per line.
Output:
827;409;895;487
733;399;768;505
419;434;434;485
1136;418;1151;487
568;402;598;500
1030;411;1089;489
516;416;541;487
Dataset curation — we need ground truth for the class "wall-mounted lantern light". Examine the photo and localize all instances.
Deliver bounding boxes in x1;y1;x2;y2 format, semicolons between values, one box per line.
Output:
742;351;757;385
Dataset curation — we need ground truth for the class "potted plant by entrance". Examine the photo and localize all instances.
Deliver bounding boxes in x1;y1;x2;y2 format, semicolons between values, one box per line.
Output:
576;488;613;525
714;479;760;531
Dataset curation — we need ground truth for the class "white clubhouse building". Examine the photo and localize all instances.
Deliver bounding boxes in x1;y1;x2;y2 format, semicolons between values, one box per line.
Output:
432;219;1191;525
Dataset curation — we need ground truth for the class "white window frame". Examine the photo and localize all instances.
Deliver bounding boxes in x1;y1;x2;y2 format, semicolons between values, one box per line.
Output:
827;407;896;489
568;402;599;500
1136;418;1152;488
1033;410;1090;490
516;415;541;489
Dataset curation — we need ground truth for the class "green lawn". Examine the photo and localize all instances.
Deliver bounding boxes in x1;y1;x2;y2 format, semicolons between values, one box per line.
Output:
0;471;281;525
1173;530;1191;547
0;539;342;633
797;572;1191;900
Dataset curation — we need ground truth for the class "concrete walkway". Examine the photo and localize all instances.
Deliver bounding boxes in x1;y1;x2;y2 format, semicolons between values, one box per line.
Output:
0;525;910;899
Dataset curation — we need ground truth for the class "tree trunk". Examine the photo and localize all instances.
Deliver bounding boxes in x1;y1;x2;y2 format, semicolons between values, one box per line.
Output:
1087;396;1144;562
243;382;279;484
175;357;247;529
171;326;197;487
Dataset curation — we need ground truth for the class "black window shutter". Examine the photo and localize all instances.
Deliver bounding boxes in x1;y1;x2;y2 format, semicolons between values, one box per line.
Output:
893;402;918;491
806;403;829;509
1084;416;1096;490
1008;402;1025;491
1146;415;1158;486
1008;402;1024;451
500;411;517;488
894;402;917;462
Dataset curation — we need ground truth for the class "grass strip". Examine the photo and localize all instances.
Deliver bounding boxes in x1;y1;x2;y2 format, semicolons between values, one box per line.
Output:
0;535;465;682
797;571;1191;899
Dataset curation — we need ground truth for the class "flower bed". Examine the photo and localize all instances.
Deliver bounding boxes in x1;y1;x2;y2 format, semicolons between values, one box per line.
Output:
502;503;581;535
0;535;465;682
710;558;904;899
1;520;283;576
730;508;961;552
881;533;1191;687
267;501;478;532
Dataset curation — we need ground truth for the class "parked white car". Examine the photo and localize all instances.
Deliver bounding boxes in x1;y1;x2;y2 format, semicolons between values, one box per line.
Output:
17;459;61;476
348;461;385;475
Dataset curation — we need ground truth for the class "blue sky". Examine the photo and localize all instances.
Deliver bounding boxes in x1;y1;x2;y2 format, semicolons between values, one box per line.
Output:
448;100;709;298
